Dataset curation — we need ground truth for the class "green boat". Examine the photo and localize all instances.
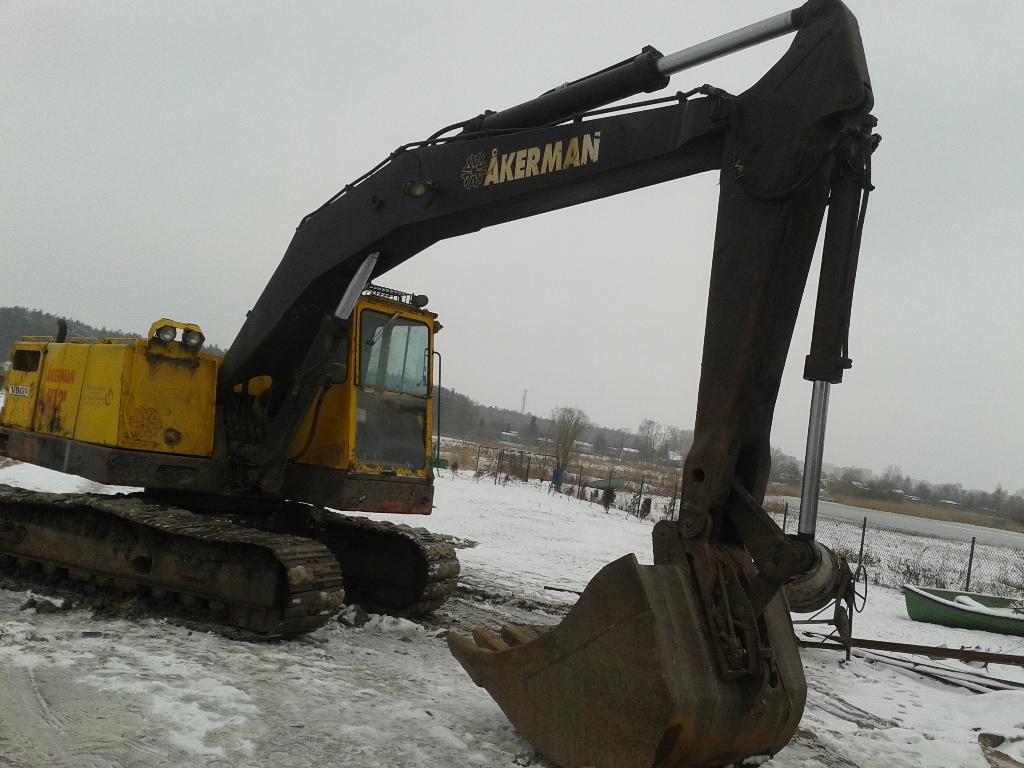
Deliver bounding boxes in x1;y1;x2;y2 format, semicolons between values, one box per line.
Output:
903;585;1024;637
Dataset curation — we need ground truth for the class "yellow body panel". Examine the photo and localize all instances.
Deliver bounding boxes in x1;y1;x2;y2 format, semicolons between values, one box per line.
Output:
3;343;47;428
73;342;126;446
118;342;218;456
1;324;218;457
291;384;352;468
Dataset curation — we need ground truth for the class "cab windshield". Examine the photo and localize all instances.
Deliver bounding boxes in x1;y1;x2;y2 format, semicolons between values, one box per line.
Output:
359;310;430;396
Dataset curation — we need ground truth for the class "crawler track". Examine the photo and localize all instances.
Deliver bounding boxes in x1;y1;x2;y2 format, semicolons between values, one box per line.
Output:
0;484;460;636
0;485;345;637
251;503;460;617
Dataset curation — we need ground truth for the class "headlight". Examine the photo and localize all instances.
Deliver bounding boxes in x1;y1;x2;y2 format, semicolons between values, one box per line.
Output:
182;330;205;350
154;325;177;343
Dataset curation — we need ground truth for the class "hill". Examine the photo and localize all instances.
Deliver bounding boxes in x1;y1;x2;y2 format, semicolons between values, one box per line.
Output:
0;306;226;356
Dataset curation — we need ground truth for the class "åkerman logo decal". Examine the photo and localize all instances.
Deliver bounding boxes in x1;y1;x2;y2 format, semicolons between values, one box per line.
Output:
460;131;601;190
461;152;487;189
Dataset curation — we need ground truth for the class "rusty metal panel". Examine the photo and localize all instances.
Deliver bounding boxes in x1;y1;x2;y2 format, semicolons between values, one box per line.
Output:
282;462;433;515
0;426;231;491
35;343;90;438
118;342;218;456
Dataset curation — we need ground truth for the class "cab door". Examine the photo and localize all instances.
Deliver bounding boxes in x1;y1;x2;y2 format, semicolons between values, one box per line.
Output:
2;344;47;429
354;307;432;473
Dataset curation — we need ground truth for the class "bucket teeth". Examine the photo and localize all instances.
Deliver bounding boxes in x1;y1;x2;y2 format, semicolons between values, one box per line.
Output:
467;624;545;652
498;624;543;646
471;628;510;651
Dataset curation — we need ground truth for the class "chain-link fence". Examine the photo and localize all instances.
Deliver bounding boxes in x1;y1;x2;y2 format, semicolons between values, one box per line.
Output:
439;440;682;517
765;498;1024;598
439;441;1024;599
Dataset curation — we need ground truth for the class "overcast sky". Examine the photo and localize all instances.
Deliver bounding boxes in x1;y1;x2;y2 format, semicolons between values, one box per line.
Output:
3;1;1022;494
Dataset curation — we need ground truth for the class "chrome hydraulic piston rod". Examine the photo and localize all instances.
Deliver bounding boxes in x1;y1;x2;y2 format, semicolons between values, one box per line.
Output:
798;380;830;537
473;5;801;132
655;9;799;76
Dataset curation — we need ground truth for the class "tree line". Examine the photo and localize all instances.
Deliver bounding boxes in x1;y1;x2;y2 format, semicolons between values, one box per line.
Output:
0;306;226;357
768;446;1024;524
432;388;693;474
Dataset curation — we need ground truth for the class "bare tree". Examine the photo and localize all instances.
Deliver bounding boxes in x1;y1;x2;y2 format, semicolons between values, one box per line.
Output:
637;419;664;464
881;464;903;485
551;406;590;488
664;425;693;455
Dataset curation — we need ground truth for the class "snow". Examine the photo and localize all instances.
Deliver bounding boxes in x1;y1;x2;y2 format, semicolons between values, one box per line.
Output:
0;463;1023;767
949;593;1024;619
0;461;138;496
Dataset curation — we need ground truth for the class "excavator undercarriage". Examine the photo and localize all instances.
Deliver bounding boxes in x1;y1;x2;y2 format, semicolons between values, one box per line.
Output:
0;484;459;636
0;287;458;635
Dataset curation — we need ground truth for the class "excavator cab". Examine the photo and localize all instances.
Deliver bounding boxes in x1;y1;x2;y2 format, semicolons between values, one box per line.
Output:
278;286;439;512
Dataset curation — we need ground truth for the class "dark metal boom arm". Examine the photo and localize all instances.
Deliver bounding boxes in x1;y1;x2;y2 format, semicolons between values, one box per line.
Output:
221;0;877;586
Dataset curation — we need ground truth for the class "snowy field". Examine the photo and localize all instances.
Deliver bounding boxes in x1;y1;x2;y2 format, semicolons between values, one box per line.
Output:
1;463;1023;767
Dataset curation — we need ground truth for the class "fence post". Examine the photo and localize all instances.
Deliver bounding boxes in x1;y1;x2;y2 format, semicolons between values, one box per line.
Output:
636;475;645;517
475;444;482;473
525;454;532;482
965;536;977;591
495;450;503;485
576;461;584;499
782;502;788;533
670;479;679;521
858;516;867;565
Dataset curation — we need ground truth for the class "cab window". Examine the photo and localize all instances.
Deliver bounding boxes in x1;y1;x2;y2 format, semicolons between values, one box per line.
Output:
359;310;430;396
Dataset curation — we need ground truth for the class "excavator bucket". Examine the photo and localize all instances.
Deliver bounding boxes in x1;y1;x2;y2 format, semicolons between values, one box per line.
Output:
448;553;805;768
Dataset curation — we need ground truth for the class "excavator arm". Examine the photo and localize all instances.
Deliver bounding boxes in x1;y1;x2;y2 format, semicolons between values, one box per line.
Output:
219;1;877;765
219;0;871;497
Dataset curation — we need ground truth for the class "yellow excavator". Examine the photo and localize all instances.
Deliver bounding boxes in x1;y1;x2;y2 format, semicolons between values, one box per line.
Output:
0;286;457;632
0;0;877;765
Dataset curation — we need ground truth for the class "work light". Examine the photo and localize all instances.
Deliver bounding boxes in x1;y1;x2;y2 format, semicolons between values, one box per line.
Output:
154;325;176;343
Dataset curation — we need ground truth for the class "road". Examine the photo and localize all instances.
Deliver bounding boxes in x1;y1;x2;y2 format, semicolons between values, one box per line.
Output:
780;495;1024;549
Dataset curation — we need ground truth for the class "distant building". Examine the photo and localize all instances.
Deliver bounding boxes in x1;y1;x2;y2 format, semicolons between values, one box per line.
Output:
499;431;525;449
621;447;640;462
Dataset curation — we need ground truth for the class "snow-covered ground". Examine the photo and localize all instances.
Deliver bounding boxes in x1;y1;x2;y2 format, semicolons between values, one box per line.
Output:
1;463;1023;767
